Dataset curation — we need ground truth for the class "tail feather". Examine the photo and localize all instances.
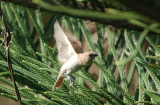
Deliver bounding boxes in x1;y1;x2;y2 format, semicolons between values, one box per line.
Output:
52;76;64;90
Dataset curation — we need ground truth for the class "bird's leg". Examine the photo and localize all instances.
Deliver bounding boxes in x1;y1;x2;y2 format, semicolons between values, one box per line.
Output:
64;73;75;86
64;73;71;80
70;75;76;86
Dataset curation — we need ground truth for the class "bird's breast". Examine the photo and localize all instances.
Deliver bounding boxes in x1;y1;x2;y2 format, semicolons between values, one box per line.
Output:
60;54;83;75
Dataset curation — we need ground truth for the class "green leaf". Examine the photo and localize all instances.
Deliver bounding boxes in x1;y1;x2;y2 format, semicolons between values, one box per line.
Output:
145;90;160;103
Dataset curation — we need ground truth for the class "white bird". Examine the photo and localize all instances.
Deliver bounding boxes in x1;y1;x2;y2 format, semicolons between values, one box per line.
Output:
52;21;98;90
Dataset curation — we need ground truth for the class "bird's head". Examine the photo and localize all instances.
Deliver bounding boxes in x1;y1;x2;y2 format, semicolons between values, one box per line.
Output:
79;51;98;65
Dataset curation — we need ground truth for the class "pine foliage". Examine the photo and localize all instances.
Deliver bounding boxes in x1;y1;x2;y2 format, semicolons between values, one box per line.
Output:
0;1;160;105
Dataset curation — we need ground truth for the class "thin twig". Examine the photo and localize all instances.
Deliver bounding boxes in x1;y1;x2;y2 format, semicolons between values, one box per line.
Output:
0;32;7;47
0;2;22;105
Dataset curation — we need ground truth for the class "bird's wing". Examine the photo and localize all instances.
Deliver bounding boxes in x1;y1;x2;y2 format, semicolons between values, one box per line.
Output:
54;21;77;64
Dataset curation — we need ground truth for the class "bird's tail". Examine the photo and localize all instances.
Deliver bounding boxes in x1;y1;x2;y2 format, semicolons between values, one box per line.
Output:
52;76;64;90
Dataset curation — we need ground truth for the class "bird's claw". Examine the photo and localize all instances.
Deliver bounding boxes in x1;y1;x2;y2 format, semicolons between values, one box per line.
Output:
64;74;71;80
69;75;76;86
64;74;76;86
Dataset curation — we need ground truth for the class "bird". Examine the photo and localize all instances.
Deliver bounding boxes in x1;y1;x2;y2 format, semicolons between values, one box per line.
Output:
52;21;98;90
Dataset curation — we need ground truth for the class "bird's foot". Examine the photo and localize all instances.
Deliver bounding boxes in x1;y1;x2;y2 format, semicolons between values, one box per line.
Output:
64;74;71;80
69;75;76;86
64;74;76;86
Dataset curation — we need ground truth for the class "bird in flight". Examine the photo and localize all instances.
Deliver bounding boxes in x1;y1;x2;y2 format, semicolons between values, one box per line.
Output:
52;21;98;90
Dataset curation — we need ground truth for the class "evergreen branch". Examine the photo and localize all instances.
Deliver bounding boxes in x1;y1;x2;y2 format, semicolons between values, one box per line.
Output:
9;3;34;55
1;0;158;33
116;23;158;65
117;0;160;22
127;62;136;87
1;2;32;56
106;26;129;103
137;65;145;104
122;29;157;103
0;3;22;105
135;101;154;105
0;77;14;87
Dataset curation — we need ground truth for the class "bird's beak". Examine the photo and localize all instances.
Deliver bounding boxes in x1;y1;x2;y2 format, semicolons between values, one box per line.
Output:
90;53;98;58
93;53;98;57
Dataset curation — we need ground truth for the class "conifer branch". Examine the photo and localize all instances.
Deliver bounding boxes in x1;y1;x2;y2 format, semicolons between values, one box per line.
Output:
0;0;158;34
0;2;22;105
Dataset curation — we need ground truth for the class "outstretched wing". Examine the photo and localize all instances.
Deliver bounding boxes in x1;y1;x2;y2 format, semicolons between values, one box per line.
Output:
54;21;76;64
